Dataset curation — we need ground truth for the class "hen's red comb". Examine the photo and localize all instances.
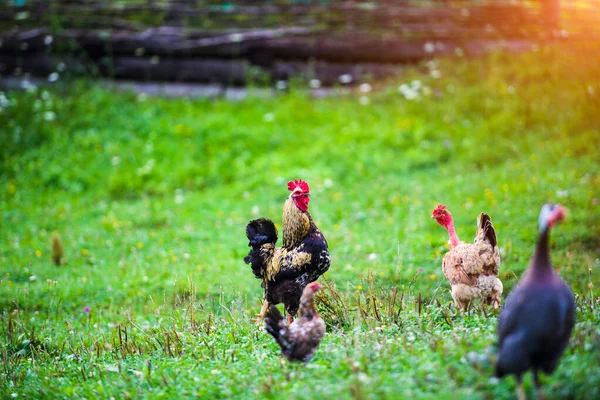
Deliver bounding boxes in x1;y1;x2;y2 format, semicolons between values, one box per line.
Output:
287;179;310;193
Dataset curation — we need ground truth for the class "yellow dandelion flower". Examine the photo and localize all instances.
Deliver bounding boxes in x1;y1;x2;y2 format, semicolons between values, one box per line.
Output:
429;274;436;280
35;250;42;257
171;255;177;262
137;242;143;249
357;285;363;291
81;249;89;256
196;265;203;271
163;258;169;264
82;276;87;283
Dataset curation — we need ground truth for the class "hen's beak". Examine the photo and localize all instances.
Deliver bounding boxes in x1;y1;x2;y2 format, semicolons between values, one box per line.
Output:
430;214;436;219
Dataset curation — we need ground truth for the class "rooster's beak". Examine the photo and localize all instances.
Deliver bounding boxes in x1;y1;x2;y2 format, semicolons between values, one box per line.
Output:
430;214;435;219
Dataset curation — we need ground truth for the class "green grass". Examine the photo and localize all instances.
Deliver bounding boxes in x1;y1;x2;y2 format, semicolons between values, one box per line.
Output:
1;42;600;399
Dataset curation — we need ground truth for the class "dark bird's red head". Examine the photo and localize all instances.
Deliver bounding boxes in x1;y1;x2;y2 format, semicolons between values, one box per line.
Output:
288;179;310;212
431;204;453;228
539;204;568;232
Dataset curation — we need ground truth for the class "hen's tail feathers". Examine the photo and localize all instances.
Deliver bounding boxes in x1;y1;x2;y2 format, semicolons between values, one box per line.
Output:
264;305;294;354
477;213;497;248
244;218;278;278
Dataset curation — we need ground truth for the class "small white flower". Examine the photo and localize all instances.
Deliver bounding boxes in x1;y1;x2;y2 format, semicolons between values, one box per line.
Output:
359;83;372;93
359;96;370;106
338;74;353;84
211;369;220;375
143;276;148;282
44;35;53;46
48;72;59;83
424;42;435;54
11;394;17;398
275;80;287;91
230;33;243;43
111;156;120;166
57;62;66;72
556;190;569;198
20;79;37;92
29;275;37;281
323;178;334;188
430;70;441;79
427;60;438;70
0;92;10;109
309;79;321;89
44;111;56;121
194;377;200;383
368;253;378;261
175;189;184;204
263;113;275;122
454;47;464;57
252;206;260;216
137;93;148;102
507;86;515;95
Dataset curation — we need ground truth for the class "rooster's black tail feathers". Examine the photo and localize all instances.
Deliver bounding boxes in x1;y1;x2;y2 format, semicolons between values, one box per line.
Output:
246;218;278;248
244;218;278;277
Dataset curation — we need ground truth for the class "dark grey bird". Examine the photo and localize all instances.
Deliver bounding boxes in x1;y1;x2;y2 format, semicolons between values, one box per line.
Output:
495;204;574;400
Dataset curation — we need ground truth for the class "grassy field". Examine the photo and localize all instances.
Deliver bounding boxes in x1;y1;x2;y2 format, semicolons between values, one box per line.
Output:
1;42;600;399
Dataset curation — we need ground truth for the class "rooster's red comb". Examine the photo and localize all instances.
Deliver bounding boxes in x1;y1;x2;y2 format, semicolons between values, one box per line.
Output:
287;179;310;193
434;204;447;212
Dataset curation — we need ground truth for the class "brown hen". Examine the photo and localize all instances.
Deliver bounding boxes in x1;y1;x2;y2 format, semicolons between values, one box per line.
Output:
432;205;503;310
264;282;325;362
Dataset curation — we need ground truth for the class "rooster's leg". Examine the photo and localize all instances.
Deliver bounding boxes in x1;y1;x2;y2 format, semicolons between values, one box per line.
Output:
533;370;545;400
251;300;269;325
516;377;526;400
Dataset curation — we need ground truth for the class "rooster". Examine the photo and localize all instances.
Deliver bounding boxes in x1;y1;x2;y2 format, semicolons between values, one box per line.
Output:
264;282;325;362
431;205;503;310
495;204;574;400
244;179;330;324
